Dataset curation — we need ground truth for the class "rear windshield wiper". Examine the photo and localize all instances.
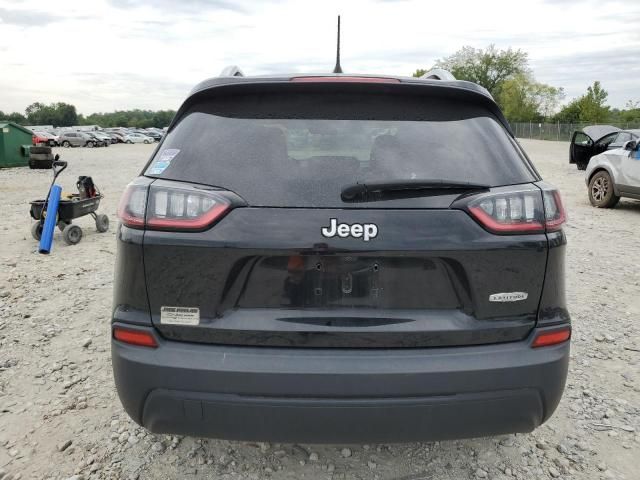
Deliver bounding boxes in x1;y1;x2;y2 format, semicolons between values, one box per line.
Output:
341;179;490;202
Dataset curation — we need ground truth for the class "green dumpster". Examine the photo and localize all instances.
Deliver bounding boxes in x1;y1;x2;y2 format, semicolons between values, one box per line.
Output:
0;122;33;168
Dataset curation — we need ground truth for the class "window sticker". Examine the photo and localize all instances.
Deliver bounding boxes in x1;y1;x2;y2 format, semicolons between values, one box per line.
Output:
146;149;180;175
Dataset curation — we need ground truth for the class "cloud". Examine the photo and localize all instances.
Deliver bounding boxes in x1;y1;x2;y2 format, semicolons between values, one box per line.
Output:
533;47;640;105
0;0;638;113
0;7;60;26
107;0;248;14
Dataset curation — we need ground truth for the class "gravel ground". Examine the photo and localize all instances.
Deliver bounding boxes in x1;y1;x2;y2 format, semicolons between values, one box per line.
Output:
0;140;638;480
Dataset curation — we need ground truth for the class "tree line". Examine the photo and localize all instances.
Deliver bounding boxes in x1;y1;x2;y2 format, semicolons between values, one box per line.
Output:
0;103;176;129
413;45;640;124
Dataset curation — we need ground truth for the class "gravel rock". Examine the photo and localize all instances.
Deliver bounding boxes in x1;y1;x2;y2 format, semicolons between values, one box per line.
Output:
151;442;165;453
475;468;488;478
58;440;72;452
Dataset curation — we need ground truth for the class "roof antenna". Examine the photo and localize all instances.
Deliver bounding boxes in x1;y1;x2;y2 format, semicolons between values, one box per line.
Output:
332;15;343;74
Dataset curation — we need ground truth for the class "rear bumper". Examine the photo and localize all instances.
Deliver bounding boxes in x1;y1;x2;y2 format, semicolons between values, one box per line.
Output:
112;324;569;443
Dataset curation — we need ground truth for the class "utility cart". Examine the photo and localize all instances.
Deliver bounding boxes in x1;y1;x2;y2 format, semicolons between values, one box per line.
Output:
30;160;109;245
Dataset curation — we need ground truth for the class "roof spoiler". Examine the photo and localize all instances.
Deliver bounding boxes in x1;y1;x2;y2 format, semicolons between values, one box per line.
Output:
220;65;244;77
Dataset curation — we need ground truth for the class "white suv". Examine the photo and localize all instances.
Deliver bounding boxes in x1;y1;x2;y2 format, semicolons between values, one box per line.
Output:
585;131;640;207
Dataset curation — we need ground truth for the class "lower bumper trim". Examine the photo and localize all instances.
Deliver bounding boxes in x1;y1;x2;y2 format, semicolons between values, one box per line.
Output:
142;388;543;443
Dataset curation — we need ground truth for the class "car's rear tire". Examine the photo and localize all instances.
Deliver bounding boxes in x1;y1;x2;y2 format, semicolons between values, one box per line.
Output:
62;141;71;148
576;161;588;170
86;141;94;148
126;140;133;144
588;171;620;208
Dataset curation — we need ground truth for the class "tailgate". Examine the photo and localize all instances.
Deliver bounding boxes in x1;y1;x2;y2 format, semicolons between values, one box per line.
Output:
143;208;547;348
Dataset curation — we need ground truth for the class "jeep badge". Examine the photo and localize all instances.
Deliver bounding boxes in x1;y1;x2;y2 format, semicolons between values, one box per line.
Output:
321;218;378;242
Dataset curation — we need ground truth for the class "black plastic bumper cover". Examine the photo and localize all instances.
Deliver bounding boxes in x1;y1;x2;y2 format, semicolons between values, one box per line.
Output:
112;324;569;443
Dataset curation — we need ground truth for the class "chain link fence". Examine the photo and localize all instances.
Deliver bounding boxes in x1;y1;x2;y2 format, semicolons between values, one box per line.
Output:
511;122;640;141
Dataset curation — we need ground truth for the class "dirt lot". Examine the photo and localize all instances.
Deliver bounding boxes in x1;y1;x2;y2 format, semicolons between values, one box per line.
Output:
0;140;638;480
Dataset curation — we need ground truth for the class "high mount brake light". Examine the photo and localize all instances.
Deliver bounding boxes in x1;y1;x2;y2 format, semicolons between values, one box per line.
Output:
291;76;400;84
117;181;231;232
462;188;566;235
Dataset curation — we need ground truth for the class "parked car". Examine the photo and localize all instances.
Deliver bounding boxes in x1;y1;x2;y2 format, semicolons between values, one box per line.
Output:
98;131;119;144
83;132;107;147
130;129;161;141
46;131;60;145
123;133;154;144
142;130;162;142
569;125;629;170
33;131;59;146
113;70;569;444
58;131;96;148
109;132;126;143
32;131;54;146
91;132;113;146
585;131;640;207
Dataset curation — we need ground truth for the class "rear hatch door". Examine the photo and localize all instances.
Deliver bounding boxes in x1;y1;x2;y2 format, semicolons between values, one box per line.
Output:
141;83;546;348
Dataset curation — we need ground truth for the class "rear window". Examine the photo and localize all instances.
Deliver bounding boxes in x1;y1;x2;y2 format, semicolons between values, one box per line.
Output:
146;91;535;207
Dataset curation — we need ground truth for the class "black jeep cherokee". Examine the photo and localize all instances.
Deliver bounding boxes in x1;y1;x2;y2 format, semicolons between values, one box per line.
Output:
112;72;570;443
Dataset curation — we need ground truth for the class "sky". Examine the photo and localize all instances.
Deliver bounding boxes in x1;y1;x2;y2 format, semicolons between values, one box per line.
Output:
0;0;638;115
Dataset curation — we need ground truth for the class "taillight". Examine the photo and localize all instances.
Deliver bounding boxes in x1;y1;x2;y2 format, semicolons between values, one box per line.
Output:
146;183;230;231
117;179;231;232
117;183;148;228
113;326;158;348
542;190;566;231
459;186;566;235
466;189;545;234
531;327;571;348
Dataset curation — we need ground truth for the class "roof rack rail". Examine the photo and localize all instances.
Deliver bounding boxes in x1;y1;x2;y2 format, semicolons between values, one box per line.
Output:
419;68;493;98
419;68;456;81
220;65;244;77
